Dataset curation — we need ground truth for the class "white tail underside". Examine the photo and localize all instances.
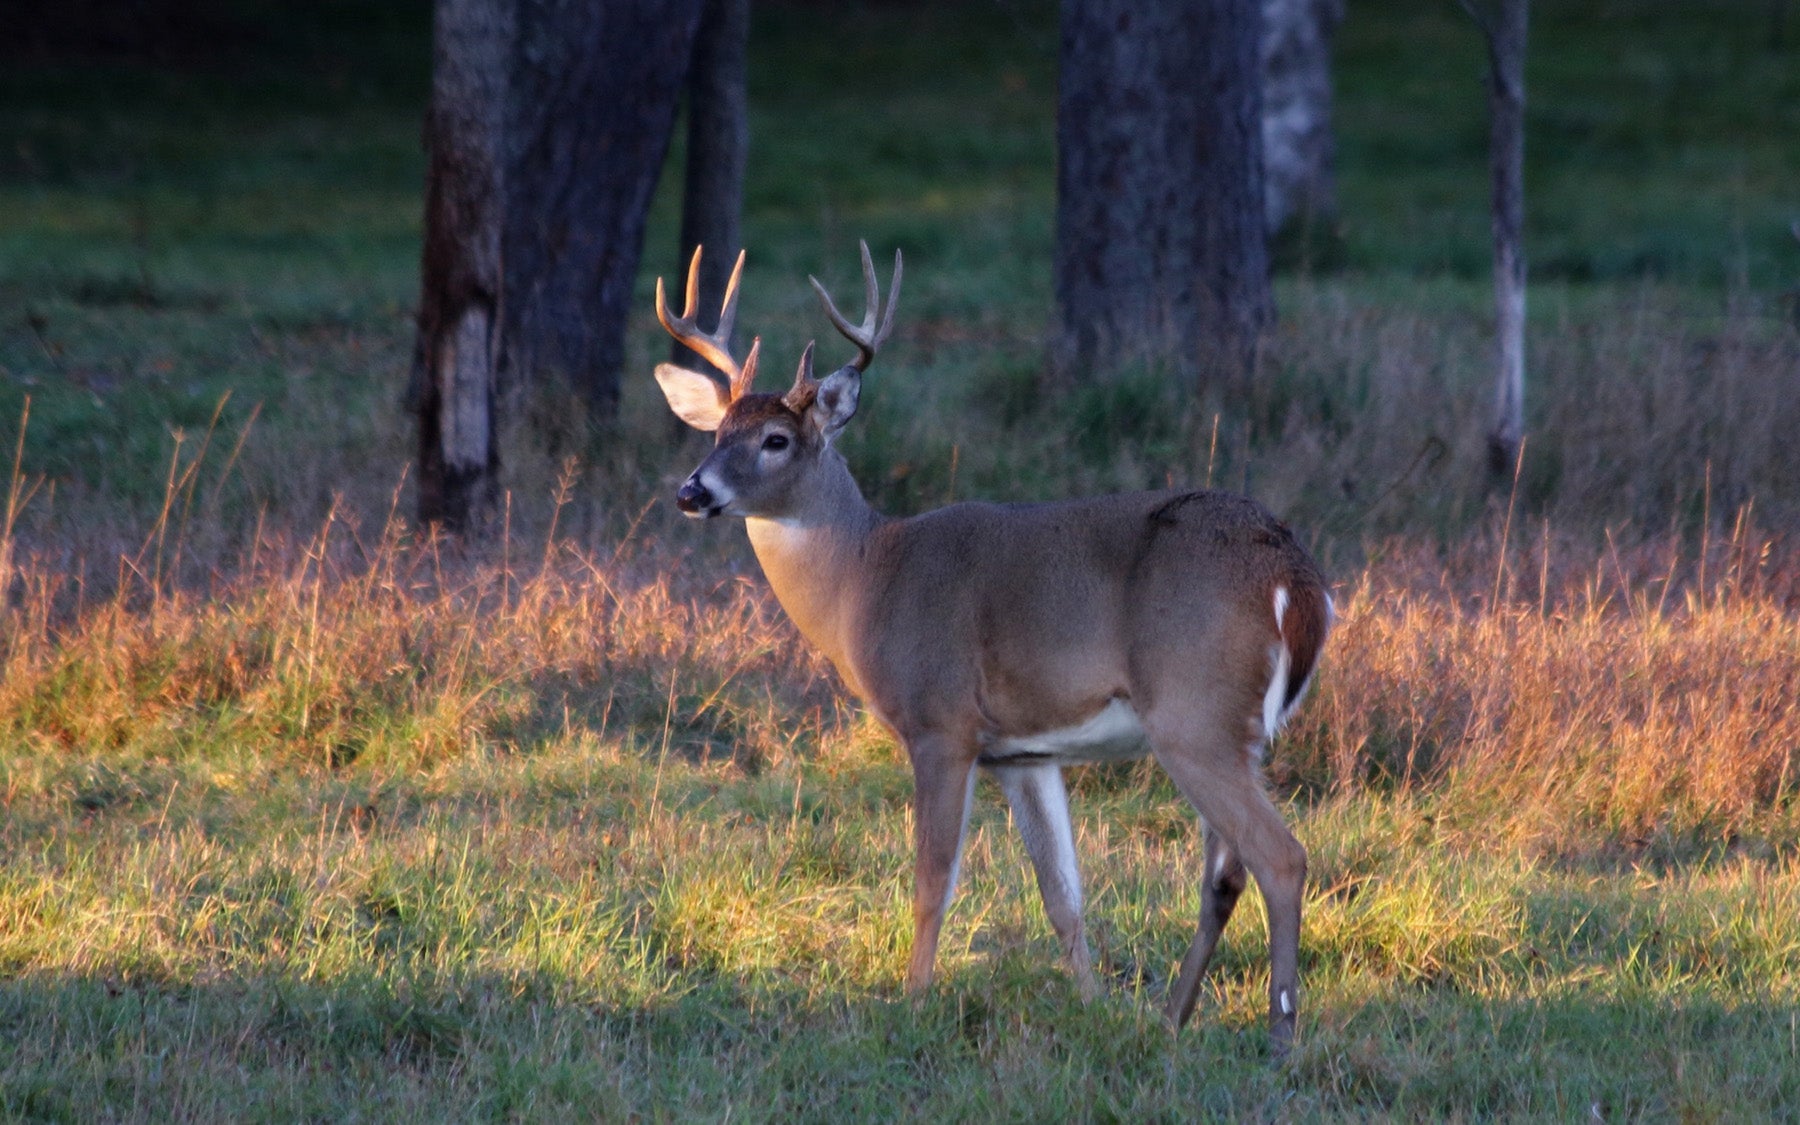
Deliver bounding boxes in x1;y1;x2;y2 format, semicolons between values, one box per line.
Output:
1261;585;1295;740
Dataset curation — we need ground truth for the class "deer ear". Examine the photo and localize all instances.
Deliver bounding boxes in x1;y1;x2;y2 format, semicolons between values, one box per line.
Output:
807;366;861;441
655;363;730;432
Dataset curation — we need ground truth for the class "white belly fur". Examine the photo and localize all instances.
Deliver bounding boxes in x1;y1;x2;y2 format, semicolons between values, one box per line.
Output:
979;698;1150;765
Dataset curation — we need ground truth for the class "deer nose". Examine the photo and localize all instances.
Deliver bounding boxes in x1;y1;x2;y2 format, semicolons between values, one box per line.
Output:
676;476;715;516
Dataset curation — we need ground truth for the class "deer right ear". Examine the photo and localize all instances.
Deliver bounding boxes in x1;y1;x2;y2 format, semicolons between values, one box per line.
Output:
808;366;861;440
655;363;730;432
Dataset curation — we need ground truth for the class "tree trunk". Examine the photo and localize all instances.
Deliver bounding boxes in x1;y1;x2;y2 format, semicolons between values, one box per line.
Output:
502;0;706;416
1261;0;1342;236
671;0;749;381
412;0;734;530
412;0;511;532
1053;0;1271;393
1465;0;1528;478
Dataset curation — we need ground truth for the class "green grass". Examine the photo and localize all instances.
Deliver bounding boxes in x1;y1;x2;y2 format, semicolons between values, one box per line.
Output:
4;739;1797;1120
1334;0;1800;288
2;0;1799;1118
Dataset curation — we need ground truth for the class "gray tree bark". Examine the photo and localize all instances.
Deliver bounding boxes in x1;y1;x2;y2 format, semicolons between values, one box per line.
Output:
412;0;512;531
1461;0;1528;478
671;0;749;381
502;0;706;415
1053;0;1272;393
1261;0;1342;235
412;0;724;530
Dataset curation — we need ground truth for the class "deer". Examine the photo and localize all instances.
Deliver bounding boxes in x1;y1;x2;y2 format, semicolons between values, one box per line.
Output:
651;242;1332;1058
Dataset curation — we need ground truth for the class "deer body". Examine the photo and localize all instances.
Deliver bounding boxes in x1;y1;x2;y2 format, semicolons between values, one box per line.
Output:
653;244;1331;1058
750;485;1318;759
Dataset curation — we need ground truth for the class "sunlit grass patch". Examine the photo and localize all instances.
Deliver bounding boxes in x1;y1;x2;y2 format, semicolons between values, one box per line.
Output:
1284;524;1800;856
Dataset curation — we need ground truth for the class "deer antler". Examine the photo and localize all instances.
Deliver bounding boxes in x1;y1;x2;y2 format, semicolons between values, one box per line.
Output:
656;246;757;401
809;240;902;374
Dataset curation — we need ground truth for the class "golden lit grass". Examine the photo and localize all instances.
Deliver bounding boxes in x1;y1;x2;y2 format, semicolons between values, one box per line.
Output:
2;467;1798;1117
0;499;845;779
1287;525;1800;854
6;495;1794;858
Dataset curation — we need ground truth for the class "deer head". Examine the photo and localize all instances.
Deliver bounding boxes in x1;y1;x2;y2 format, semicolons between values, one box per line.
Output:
654;242;902;519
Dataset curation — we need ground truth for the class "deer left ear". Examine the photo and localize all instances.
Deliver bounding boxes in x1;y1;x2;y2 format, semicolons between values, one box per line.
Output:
655;363;730;432
808;366;861;441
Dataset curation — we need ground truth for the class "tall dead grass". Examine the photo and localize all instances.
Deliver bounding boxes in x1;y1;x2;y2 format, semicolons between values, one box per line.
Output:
1247;284;1800;543
0;486;847;779
4;465;1795;858
1285;519;1800;854
3;281;1798;855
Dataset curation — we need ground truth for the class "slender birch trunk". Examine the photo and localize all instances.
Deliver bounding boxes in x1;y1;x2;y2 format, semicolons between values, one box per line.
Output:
1462;0;1529;478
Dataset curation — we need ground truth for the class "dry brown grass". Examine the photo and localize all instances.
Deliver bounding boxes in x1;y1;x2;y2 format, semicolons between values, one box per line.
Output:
0;498;848;779
4;477;1795;861
1284;518;1800;854
1242;284;1800;546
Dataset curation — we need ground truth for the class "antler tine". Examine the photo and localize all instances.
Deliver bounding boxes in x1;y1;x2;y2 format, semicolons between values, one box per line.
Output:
733;336;761;402
874;245;903;348
809;240;903;374
855;240;879;338
655;246;753;399
716;248;746;349
680;243;703;322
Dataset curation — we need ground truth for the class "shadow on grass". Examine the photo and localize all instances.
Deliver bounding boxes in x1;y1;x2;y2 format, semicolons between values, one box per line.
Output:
3;963;1797;1120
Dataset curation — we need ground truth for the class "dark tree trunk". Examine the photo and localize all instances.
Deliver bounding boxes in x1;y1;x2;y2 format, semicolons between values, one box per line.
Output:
1261;0;1342;236
1462;0;1528;478
1053;0;1271;393
412;0;738;531
502;0;706;415
671;0;749;381
412;0;511;532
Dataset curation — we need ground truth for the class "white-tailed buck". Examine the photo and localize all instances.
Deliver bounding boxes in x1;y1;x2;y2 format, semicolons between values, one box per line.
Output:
653;243;1332;1057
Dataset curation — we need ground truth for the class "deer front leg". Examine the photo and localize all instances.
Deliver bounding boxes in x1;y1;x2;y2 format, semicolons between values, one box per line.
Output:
993;763;1099;1000
904;739;977;994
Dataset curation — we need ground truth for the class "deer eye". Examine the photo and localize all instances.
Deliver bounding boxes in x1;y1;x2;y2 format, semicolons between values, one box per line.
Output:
761;433;790;452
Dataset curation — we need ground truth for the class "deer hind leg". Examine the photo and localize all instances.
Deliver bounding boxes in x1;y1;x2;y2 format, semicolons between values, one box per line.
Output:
1164;824;1248;1028
992;763;1099;1000
1151;724;1307;1059
903;741;977;995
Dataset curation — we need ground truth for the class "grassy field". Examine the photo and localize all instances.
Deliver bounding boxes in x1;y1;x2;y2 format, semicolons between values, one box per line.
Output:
3;0;1800;1119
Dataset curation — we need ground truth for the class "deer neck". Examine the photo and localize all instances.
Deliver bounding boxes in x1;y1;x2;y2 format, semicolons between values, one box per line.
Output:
744;450;883;687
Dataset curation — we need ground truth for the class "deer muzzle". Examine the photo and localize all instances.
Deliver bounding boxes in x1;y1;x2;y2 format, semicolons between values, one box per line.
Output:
676;475;720;518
